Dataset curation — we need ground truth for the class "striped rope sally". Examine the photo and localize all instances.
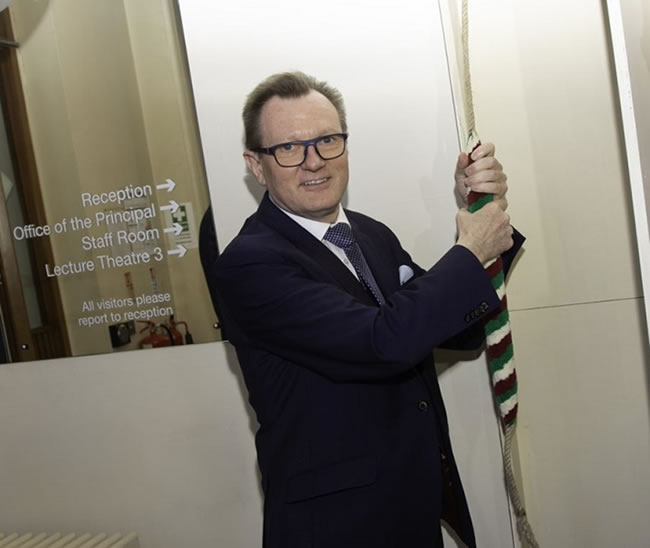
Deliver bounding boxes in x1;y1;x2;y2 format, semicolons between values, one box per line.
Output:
461;1;539;546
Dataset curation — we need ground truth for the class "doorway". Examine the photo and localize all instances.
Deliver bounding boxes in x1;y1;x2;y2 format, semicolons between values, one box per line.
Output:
0;8;68;362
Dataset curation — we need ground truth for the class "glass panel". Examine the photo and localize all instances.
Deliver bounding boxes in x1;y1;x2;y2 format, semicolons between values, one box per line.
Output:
2;0;220;360
0;84;42;329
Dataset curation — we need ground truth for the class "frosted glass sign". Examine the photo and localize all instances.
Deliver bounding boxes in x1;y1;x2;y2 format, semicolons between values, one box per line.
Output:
0;0;220;363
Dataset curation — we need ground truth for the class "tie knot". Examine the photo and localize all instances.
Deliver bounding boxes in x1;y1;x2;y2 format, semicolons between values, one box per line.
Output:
324;223;355;249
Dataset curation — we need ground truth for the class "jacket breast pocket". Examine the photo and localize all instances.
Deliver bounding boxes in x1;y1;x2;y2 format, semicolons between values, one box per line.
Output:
285;455;377;503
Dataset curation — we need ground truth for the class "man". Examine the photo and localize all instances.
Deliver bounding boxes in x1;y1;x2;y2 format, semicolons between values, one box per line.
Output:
213;71;523;547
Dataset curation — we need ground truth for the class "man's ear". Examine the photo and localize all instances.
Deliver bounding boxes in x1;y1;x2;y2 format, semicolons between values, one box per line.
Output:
243;150;266;186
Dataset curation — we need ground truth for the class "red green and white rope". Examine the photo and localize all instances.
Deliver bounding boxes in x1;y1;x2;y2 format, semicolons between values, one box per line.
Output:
461;1;539;546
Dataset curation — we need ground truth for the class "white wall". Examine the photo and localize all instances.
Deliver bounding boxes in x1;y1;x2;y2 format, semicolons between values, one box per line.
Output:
468;0;650;546
0;343;262;547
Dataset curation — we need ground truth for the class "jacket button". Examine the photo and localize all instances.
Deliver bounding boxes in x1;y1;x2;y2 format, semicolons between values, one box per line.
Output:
417;400;429;412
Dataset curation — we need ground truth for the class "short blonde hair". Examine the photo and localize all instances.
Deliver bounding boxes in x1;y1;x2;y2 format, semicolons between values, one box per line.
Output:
243;71;347;150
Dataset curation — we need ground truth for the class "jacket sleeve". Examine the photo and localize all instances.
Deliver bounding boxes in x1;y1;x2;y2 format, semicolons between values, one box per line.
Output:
214;230;521;382
437;227;525;351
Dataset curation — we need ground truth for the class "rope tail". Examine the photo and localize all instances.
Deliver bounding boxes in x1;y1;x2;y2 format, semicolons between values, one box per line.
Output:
462;2;539;546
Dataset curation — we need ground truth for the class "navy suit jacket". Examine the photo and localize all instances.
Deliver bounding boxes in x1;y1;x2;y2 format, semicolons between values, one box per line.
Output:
213;193;524;548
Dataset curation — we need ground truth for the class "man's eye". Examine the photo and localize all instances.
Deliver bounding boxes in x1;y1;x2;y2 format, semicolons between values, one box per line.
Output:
321;136;333;144
280;143;295;152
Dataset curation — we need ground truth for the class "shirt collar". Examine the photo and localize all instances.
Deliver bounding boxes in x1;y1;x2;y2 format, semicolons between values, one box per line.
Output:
268;194;350;240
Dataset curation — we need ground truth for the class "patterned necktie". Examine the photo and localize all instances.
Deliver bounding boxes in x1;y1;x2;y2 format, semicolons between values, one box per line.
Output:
323;223;385;305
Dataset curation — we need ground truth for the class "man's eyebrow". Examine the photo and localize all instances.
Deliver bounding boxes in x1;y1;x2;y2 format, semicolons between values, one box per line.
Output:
281;129;343;142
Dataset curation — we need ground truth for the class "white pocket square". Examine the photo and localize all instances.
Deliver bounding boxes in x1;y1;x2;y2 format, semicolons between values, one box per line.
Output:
398;265;414;285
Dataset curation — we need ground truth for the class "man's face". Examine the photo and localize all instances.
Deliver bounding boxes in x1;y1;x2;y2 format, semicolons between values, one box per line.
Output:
244;90;349;224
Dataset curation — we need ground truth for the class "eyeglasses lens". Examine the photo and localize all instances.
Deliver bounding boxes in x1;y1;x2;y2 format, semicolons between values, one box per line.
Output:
275;135;346;167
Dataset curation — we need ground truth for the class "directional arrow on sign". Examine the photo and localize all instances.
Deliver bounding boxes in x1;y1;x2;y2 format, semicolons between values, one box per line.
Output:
159;200;180;214
157;178;176;192
164;222;183;236
167;244;187;258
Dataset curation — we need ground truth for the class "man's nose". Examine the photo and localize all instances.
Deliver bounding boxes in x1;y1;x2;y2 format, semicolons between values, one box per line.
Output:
302;144;325;170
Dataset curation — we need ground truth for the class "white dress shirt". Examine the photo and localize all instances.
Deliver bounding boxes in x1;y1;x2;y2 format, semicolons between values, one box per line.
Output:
269;197;360;280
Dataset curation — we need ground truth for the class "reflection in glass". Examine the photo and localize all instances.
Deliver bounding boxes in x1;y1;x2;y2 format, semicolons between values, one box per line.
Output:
0;0;220;362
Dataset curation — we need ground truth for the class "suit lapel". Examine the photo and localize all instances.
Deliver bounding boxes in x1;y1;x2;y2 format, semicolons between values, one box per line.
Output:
256;194;375;305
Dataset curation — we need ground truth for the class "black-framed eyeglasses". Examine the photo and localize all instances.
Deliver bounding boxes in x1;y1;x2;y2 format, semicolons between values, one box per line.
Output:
253;133;348;168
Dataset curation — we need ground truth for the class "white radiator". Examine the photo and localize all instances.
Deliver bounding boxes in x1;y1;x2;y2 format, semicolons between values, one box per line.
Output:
0;533;139;548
